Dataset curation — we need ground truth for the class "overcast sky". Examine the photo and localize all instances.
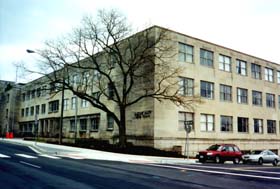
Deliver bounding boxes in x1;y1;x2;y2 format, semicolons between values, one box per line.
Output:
1;0;280;82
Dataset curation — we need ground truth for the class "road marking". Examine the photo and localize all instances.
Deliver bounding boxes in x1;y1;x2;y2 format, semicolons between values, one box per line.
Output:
20;161;41;169
0;154;11;158
15;154;38;159
149;164;280;181
39;154;61;159
29;146;41;154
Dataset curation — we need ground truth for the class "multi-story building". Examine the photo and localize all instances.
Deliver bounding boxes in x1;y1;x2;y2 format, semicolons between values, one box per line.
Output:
1;26;280;156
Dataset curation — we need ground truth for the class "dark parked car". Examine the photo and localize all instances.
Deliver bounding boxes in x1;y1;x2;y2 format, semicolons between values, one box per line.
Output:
197;144;242;164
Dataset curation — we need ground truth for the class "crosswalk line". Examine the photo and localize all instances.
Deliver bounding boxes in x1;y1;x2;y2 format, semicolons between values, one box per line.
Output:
15;154;38;159
39;154;61;159
0;153;11;158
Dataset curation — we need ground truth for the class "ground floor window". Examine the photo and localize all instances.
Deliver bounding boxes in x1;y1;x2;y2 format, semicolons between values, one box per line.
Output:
91;114;100;131
267;120;276;134
238;117;249;132
80;119;87;131
70;120;76;132
178;112;194;131
254;119;263;133
107;114;114;130
200;114;214;132
221;116;233;132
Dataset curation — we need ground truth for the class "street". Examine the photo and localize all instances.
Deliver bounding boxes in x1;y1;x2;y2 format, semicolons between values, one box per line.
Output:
0;142;280;189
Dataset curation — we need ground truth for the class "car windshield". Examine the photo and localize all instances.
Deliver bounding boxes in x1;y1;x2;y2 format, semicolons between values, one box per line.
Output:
207;145;221;151
251;150;262;155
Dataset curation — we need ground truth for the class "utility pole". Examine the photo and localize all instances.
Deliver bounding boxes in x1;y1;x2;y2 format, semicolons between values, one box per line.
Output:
59;72;65;145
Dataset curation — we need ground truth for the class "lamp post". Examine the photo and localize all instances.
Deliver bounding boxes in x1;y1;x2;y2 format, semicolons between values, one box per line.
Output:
184;120;192;160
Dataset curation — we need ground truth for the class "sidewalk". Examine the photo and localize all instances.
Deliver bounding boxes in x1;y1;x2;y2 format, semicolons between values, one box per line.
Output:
1;138;198;164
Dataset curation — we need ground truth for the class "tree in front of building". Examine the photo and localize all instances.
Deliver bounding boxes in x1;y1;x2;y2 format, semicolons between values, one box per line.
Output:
23;9;200;148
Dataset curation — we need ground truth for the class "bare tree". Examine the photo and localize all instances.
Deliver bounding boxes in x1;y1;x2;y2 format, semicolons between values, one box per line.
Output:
25;9;201;147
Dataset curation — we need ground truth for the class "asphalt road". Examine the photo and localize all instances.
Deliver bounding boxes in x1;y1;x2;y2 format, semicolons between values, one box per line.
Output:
1;142;280;189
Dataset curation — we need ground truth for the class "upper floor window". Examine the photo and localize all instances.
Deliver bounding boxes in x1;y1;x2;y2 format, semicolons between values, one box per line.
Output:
200;114;214;132
41;104;46;114
35;105;40;115
251;63;261;80
200;81;214;99
179;77;194;96
219;54;231;72
252;90;262;106
237;88;248;104
221;115;233;132
236;59;247;76
200;49;213;67
91;114;100;131
277;71;280;84
21;109;24;117
48;100;59;113
279;95;280;109
22;93;26;101
266;93;275;108
30;106;34;116
237;117;249;133
267;120;276;134
107;114;114;130
31;90;35;99
220;84;232;102
81;99;89;108
71;97;77;110
178;43;193;63
25;107;29;116
264;67;274;82
107;82;115;100
63;98;69;111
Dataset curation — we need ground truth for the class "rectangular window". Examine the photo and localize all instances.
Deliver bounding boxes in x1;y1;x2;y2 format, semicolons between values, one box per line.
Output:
80;119;87;131
90;115;100;131
70;120;76;132
277;71;280;84
252;91;262;106
41;104;46;114
178;112;194;131
221;116;233;132
81;99;88;108
178;42;193;63
93;70;101;81
48;100;59;113
107;114;114;130
237;117;249;132
108;82;115;100
63;99;69;111
237;88;248;104
36;88;41;97
236;59;247;76
200;114;214;132
71;97;77;110
220;84;232;101
200;81;214;99
200;49;213;67
71;74;79;86
266;93;275;108
179;77;194;96
251;63;261;79
35;105;40;115
31;90;35;99
265;67;274;82
22;93;25;101
254;119;263;134
41;85;47;96
30;106;34;116
25;107;29;117
219;54;231;72
267;120;276;134
21;109;24;117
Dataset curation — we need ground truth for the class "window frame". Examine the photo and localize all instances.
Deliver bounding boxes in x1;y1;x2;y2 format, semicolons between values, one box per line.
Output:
178;112;194;131
200;81;214;99
200;49;213;67
178;42;194;63
253;119;263;134
252;90;262;106
267;120;276;134
219;54;231;72
179;77;194;96
251;63;262;80
220;84;232;102
237;117;249;133
266;93;275;108
237;88;248;104
264;67;274;82
236;59;247;76
200;114;214;132
220;115;233;132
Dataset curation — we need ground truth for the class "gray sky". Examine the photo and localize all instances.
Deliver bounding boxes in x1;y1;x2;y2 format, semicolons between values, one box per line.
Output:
1;0;280;82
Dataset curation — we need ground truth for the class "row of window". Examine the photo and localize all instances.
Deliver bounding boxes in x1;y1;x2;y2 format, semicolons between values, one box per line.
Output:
21;86;47;101
179;77;280;108
178;42;280;83
179;112;278;134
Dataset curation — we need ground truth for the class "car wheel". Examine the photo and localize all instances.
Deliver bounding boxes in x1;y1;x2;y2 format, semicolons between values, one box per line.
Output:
233;157;240;164
215;156;223;164
258;158;263;165
272;159;278;166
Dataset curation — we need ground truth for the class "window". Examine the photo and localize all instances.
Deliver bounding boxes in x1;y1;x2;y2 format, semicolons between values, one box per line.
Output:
80;119;87;131
264;68;274;82
267;120;276;134
26;91;30;100
236;59;247;76
36;88;41;97
64;99;69;111
22;93;25;101
200;114;214;132
25;107;29;116
237;88;248;104
266;93;275;108
82;71;90;85
277;71;280;84
251;63;261;79
108;82;115;100
178;112;194;131
71;97;77;110
5;109;8;118
6;94;9;103
279;95;280;109
237;117;249;133
81;99;88;108
41;85;47;96
31;90;35;99
41;104;46;114
93;70;101;81
179;77;194;96
107;114;114;130
200;81;214;99
30;106;34;116
50;82;60;93
48;100;59;113
70;120;76;132
178;42;193;63
90;115;100;131
221;116;233;132
200;49;213;67
252;91;262;106
35;105;40;115
21;109;24;117
219;54;231;72
220;84;232;101
254;119;263;134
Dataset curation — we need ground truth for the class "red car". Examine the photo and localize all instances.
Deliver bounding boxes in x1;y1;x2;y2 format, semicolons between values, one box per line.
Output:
197;144;242;164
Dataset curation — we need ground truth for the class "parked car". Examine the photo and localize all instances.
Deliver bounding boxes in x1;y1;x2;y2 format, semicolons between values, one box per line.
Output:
242;150;280;166
197;144;242;164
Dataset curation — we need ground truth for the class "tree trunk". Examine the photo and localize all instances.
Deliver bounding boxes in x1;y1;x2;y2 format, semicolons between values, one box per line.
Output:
118;107;127;148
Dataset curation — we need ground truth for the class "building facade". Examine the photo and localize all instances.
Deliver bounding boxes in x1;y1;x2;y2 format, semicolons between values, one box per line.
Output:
1;26;280;156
